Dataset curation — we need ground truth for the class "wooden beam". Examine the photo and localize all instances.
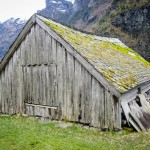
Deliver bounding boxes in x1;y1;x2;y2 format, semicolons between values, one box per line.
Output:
25;103;58;109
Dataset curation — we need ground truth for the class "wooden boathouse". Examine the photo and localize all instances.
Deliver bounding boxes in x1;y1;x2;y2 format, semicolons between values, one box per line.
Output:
0;14;150;131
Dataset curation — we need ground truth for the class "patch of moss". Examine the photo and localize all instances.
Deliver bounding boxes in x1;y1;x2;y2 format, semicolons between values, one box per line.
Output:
101;41;150;67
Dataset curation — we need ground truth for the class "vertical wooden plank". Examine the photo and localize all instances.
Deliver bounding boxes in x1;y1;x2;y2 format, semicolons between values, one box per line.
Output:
54;67;58;105
91;77;102;127
61;47;67;119
91;77;97;126
113;96;121;129
4;66;8;114
118;99;121;129
43;65;47;105
23;67;27;103
26;67;29;104
32;25;37;65
12;52;17;114
44;31;49;64
74;60;82;122
48;35;52;64
51;37;57;64
33;66;36;105
83;69;92;124
45;66;49;106
53;65;58;106
8;63;11;114
9;58;13;114
1;72;4;113
37;66;40;105
66;51;74;121
80;67;85;123
27;33;31;65
107;91;114;130
29;27;33;65
48;66;53;106
39;27;44;64
57;43;63;119
104;90;109;129
108;93;114;130
40;28;48;64
21;40;26;66
35;24;40;64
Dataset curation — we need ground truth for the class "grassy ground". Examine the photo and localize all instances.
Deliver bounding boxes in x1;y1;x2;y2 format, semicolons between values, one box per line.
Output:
0;115;150;150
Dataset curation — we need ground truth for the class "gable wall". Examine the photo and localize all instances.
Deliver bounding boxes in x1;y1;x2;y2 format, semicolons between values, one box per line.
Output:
0;24;121;130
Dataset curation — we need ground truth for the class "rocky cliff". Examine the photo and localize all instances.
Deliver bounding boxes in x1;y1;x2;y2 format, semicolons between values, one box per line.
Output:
38;0;73;23
112;6;150;61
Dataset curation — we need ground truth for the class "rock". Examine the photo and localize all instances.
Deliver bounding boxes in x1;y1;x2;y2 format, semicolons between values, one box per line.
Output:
22;114;28;117
83;125;90;129
57;122;73;128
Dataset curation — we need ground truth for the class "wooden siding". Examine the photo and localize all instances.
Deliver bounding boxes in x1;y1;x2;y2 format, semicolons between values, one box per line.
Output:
0;24;121;130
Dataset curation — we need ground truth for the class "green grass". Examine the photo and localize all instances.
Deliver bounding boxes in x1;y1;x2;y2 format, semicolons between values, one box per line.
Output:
0;116;150;150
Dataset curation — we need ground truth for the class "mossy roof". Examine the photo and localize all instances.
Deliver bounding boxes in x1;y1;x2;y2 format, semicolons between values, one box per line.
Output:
39;15;150;93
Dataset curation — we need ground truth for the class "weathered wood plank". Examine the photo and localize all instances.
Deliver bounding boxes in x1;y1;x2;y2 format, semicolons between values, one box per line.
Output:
104;90;109;129
100;86;105;129
114;97;121;129
66;51;74;121
59;47;67;120
57;43;64;119
74;60;82;122
121;101;131;122
91;77;100;127
84;69;92;124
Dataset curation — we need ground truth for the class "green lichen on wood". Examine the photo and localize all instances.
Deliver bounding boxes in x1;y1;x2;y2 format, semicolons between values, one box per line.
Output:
101;41;150;67
43;18;150;93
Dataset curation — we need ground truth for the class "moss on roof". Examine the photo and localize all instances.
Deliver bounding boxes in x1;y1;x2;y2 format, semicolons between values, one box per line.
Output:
39;16;150;93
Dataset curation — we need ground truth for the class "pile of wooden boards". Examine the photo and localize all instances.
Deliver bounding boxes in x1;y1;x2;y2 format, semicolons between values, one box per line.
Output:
121;94;150;132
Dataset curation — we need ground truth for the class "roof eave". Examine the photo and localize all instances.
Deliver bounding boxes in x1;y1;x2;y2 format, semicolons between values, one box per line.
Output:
120;80;150;102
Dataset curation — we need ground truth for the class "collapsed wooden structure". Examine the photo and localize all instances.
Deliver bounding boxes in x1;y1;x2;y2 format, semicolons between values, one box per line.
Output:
0;14;150;131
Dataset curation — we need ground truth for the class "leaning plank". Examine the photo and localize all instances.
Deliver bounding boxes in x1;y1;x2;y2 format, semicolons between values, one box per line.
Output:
129;100;150;131
138;94;150;112
129;111;145;131
121;101;131;122
128;116;141;132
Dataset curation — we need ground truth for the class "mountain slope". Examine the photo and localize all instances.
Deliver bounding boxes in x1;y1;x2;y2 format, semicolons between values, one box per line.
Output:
68;0;150;61
0;18;25;59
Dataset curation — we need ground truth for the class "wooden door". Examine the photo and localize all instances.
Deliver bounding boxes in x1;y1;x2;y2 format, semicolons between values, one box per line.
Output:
22;65;58;118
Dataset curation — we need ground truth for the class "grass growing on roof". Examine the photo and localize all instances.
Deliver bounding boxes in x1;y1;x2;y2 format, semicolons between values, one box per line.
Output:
42;17;150;93
1;115;150;150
